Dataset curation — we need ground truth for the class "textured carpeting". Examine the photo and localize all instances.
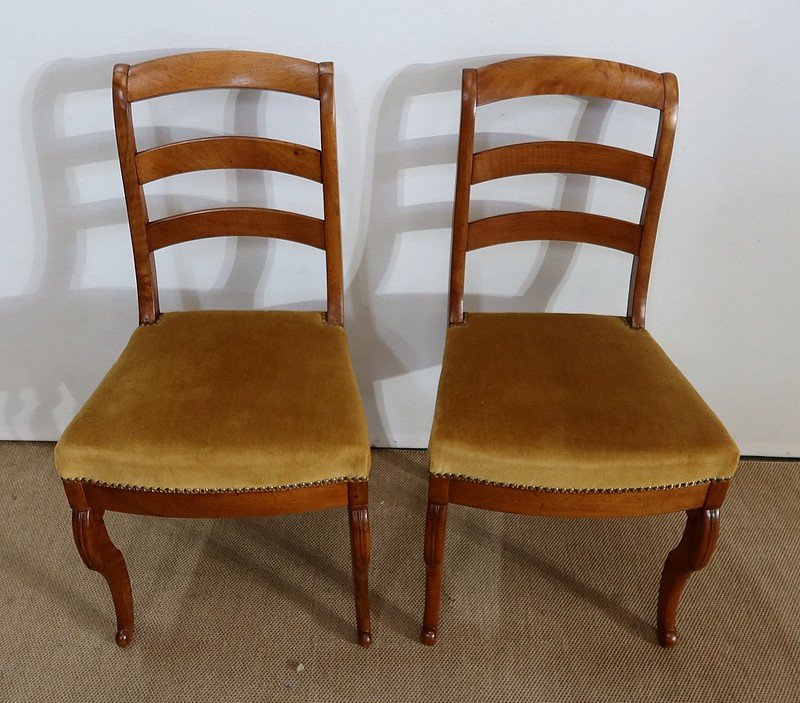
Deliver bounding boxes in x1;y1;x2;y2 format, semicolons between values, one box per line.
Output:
1;442;798;702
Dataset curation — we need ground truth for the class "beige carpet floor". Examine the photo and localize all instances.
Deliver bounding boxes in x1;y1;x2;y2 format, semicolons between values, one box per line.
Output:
0;442;798;702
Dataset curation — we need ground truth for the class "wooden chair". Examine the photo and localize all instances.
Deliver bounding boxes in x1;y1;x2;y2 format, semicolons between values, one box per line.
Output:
55;51;372;648
421;56;739;647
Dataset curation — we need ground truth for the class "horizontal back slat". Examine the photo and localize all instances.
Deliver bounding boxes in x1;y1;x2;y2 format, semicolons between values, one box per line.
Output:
146;207;325;251
136;137;322;184
471;141;654;188
127;51;320;102
467;211;642;254
477;56;665;109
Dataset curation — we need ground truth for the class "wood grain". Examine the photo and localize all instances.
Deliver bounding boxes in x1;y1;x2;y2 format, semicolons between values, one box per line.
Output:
447;479;709;519
146;207;325;251
347;482;373;647
70;479;351;518
66;480;135;648
318;62;345;325
136;137;322;184
113;63;160;324
476;56;666;109
471;141;654;188
657;507;720;647
421;476;450;646
448;68;477;326
467;210;642;254
127;51;320;101
628;72;678;328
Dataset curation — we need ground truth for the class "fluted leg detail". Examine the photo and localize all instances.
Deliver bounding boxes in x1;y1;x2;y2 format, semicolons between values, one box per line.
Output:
421;490;449;646
348;482;372;647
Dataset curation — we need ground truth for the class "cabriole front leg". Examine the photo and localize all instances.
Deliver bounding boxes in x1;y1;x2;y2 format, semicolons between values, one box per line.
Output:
71;507;134;647
657;507;720;647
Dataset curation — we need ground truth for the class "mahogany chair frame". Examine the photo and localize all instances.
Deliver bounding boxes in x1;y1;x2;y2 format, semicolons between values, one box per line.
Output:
421;56;730;648
62;51;371;648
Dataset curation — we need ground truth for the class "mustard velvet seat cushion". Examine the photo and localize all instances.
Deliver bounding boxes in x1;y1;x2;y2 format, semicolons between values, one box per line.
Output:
55;311;370;492
429;313;739;491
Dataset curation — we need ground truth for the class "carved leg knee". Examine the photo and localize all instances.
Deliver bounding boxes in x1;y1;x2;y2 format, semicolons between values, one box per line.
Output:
657;508;720;647
72;508;134;647
348;483;372;647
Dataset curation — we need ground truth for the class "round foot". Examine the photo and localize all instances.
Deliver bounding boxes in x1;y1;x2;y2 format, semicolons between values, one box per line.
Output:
358;631;372;648
115;628;132;648
658;628;677;648
420;628;437;646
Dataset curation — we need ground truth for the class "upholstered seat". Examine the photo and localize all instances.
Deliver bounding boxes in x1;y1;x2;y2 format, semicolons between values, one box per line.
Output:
429;313;738;491
56;310;370;492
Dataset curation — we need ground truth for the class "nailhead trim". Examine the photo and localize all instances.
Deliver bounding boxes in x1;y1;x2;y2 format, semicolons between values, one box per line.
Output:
64;475;367;494
430;472;730;493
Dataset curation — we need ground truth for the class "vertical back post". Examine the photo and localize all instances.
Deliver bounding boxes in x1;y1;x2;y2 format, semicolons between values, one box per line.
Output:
112;64;160;325
318;62;344;325
628;72;679;328
448;69;478;326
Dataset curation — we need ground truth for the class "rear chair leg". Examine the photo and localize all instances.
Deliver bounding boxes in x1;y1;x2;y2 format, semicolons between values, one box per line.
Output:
421;476;450;646
348;482;372;647
72;507;134;647
657;507;720;647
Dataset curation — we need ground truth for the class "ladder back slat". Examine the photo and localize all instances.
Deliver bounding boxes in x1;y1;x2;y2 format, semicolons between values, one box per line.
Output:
467;211;642;254
146;207;325;252
135;137;322;184
471;141;654;188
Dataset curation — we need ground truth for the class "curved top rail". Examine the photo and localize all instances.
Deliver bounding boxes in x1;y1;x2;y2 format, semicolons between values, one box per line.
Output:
126;51;320;102
476;56;666;109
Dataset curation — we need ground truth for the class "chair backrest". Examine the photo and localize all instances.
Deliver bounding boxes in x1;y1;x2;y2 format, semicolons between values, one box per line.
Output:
113;51;344;325
448;56;678;329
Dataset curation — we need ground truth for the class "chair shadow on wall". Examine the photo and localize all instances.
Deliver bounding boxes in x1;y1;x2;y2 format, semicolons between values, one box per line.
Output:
351;57;653;640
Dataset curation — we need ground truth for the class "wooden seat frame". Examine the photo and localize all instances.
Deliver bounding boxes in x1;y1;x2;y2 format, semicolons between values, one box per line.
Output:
421;56;730;648
61;51;371;648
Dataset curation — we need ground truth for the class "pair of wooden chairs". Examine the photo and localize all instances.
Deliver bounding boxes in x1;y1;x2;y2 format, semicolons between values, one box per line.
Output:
54;51;738;651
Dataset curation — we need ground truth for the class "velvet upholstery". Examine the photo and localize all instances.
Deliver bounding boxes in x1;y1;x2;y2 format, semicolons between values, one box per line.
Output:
429;313;739;491
56;311;370;491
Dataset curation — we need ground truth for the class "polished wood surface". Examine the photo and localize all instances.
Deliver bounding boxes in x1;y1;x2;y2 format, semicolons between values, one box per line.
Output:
127;51;320;102
476;56;666;109
448;478;711;519
471;141;654;188
628;72;679;328
446;56;678;330
657;507;720;647
112;64;159;324
66;482;134;647
146;207;325;252
347;482;373;647
136;137;322;184
421;476;450;646
467;211;642;254
318;62;345;326
113;52;346;327
448;68;477;326
71;479;350;518
425;57;725;648
69;52;369;648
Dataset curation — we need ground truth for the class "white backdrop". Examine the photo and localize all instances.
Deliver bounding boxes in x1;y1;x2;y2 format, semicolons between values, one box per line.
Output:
2;0;798;455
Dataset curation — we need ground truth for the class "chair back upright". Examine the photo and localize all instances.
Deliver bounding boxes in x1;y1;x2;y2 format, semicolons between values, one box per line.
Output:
113;51;344;325
448;56;679;329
